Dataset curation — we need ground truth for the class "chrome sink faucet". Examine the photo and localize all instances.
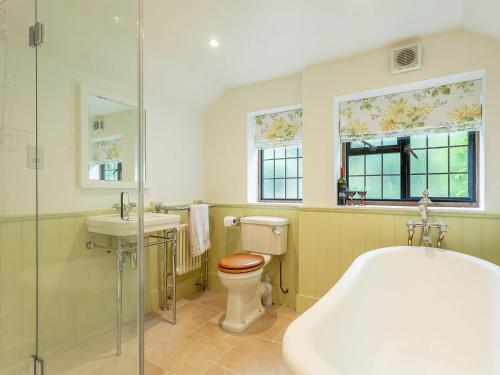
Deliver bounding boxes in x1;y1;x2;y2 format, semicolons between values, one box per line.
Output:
407;190;448;248
112;192;136;221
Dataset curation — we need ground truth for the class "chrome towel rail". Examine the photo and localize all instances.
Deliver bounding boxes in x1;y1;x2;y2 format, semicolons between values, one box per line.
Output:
161;203;212;292
162;203;214;213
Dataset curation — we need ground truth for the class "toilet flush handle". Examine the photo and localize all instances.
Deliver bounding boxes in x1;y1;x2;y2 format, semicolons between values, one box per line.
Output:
272;227;281;236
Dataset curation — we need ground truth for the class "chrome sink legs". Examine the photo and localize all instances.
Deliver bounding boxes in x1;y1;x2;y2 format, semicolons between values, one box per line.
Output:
116;238;137;355
116;246;124;355
85;228;176;356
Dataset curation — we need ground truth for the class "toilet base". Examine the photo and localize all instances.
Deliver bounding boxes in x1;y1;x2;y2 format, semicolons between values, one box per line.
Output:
218;268;266;333
222;305;265;333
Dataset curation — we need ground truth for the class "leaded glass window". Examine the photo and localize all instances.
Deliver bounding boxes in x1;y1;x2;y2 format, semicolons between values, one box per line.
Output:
260;146;302;201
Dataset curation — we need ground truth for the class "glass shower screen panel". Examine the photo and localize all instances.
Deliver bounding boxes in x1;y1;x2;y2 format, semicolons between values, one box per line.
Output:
0;0;37;374
36;0;141;373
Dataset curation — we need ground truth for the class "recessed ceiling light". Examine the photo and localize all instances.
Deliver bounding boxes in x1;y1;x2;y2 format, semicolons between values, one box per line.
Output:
113;16;120;24
209;39;219;48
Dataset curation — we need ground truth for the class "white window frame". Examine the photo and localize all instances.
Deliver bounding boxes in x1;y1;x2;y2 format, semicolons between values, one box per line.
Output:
247;104;303;204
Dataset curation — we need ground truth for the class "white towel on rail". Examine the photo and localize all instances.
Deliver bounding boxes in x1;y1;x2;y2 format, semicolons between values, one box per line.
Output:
188;204;211;256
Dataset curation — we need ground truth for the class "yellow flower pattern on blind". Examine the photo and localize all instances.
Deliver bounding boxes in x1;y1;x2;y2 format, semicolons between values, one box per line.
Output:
90;136;123;164
254;108;303;149
339;79;482;141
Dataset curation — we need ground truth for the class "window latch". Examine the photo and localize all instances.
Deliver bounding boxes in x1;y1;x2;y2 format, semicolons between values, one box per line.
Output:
361;140;377;151
404;145;419;159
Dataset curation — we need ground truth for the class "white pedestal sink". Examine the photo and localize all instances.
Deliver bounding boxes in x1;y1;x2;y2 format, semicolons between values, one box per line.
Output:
87;212;180;236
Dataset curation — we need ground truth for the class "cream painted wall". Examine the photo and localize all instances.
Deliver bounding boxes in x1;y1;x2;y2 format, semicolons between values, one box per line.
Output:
302;29;500;209
204;29;500;212
145;97;205;207
0;0;36;217
203;29;500;317
35;58;205;214
0;0;206;216
0;1;206;373
204;74;302;203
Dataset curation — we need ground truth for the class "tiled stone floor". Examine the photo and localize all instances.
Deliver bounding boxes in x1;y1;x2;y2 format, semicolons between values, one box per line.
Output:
20;290;297;375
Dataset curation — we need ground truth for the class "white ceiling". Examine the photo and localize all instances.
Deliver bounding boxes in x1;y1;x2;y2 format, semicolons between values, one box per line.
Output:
89;95;134;117
462;0;500;38
143;0;499;110
61;0;500;111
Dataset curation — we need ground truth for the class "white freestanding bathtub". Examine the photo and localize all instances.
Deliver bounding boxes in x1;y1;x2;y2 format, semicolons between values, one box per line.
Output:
283;246;500;375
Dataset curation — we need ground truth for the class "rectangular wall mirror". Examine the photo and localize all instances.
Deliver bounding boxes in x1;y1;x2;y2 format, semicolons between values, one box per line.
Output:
80;84;148;188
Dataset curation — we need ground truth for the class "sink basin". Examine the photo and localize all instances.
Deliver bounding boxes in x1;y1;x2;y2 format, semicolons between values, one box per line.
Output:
87;212;180;237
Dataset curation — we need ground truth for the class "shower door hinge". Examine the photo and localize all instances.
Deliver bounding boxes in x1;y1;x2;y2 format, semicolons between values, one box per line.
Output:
29;355;44;375
29;22;45;47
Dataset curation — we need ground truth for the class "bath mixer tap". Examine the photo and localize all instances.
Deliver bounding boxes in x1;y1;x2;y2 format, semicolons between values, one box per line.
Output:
418;190;432;221
407;191;448;248
420;221;433;247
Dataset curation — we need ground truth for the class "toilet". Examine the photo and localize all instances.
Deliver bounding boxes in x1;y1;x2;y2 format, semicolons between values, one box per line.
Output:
218;216;289;333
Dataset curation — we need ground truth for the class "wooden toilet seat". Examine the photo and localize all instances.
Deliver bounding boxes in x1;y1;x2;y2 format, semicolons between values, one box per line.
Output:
218;252;265;274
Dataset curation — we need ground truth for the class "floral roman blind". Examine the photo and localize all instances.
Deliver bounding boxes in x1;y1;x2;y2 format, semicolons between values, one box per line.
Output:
254;108;303;149
339;79;482;142
90;136;123;164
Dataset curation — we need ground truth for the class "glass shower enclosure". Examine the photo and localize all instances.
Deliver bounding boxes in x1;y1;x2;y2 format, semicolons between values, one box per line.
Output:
0;0;145;374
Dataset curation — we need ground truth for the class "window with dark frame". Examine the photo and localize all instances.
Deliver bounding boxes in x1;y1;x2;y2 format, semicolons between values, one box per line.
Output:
344;130;477;204
259;146;302;201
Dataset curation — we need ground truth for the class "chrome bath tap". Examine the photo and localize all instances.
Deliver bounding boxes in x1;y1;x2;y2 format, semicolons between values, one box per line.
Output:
407;190;448;248
418;190;431;221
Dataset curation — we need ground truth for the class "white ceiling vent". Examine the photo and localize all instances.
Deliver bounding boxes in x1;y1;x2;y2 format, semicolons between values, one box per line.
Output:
391;44;421;74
